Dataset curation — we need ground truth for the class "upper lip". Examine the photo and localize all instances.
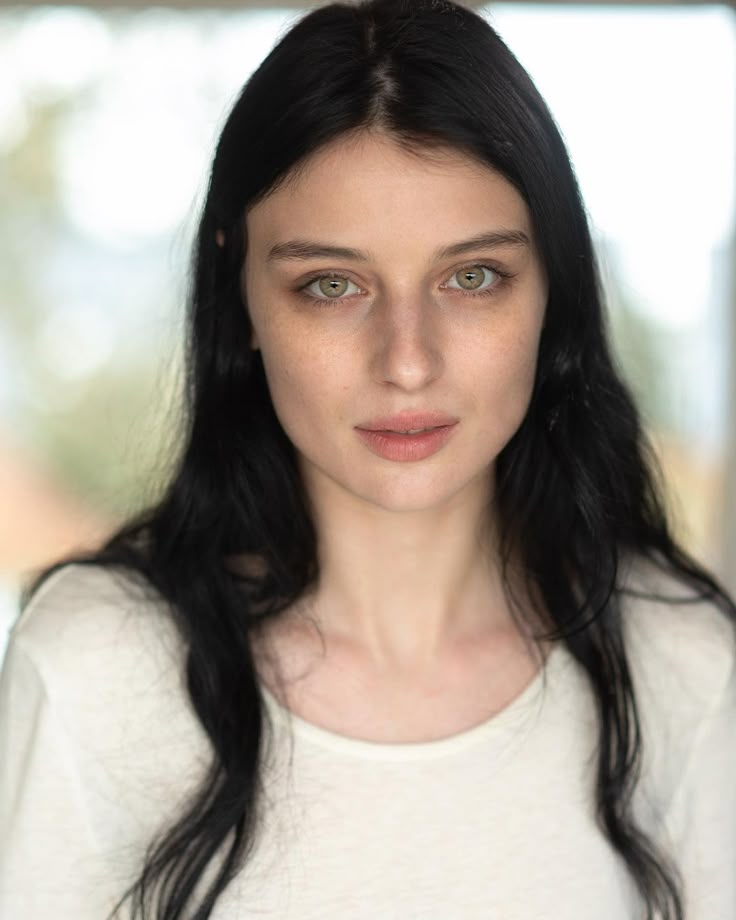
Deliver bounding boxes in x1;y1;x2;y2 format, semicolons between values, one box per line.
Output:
356;412;459;432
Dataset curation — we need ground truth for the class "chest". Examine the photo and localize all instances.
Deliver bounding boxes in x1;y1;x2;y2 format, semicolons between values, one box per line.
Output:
215;681;640;920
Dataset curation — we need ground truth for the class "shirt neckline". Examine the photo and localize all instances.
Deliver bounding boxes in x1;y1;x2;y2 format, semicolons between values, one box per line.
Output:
258;642;565;761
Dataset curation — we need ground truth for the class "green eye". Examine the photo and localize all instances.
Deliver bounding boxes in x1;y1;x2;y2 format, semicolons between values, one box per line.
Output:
449;265;497;291
318;277;350;297
301;274;360;301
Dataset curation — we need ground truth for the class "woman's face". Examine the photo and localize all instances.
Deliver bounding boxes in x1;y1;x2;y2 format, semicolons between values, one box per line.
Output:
243;132;548;514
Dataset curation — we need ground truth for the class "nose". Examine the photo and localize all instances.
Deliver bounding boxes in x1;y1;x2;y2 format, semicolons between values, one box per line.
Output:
369;291;444;392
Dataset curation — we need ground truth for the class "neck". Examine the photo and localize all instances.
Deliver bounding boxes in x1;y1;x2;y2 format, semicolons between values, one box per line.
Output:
295;467;521;674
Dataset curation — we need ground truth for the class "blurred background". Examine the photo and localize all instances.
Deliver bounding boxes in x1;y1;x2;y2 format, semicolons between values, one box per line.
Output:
0;1;734;655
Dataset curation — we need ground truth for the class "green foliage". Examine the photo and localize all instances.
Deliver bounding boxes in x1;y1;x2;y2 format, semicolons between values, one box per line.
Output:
1;86;184;519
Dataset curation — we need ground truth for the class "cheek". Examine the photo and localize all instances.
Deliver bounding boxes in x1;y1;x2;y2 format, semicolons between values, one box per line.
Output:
475;323;542;430
256;324;351;438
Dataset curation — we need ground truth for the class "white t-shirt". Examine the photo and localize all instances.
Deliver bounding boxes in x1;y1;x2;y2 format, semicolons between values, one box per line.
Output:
0;561;734;919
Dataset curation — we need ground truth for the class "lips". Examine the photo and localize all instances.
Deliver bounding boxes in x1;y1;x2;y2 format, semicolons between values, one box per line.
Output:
356;411;458;433
354;411;459;461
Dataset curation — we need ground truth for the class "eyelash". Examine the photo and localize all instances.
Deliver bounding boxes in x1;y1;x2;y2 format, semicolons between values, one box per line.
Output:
295;263;514;306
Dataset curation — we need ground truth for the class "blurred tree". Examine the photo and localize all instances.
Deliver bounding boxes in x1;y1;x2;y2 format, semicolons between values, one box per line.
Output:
1;82;182;520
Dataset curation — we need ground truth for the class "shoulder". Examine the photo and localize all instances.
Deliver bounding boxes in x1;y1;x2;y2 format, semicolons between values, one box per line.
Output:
12;562;180;688
617;555;736;819
7;562;191;747
2;564;212;867
15;560;166;641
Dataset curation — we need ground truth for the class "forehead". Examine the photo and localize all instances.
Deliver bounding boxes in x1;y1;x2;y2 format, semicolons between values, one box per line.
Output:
245;132;533;254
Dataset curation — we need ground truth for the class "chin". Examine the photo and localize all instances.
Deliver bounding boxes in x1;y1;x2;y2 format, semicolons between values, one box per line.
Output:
353;470;487;515
299;445;493;512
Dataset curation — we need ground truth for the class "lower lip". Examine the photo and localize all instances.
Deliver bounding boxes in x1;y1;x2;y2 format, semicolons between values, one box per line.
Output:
355;424;458;462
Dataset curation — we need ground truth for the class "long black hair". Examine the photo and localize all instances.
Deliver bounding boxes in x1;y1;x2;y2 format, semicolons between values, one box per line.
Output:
24;1;735;918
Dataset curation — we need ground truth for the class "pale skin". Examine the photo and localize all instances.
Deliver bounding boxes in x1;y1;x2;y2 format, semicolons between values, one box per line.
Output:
242;131;551;741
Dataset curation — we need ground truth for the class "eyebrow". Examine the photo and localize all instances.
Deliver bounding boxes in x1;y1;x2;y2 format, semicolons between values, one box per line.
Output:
266;229;530;263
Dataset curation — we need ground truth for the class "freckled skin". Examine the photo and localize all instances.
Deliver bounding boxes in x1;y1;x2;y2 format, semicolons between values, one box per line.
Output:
243;131;548;517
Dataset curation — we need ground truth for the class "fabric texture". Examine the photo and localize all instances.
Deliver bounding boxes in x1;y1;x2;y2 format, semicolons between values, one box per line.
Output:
0;561;734;919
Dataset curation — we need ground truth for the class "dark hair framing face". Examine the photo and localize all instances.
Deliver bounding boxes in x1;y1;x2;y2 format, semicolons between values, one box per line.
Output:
26;3;735;919
204;0;598;456
192;0;623;588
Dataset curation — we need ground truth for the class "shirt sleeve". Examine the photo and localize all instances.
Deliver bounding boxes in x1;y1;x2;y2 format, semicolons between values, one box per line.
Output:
0;635;121;920
663;644;736;920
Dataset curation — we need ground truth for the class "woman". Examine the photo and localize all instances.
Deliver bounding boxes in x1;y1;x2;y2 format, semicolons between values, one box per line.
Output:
1;1;734;918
